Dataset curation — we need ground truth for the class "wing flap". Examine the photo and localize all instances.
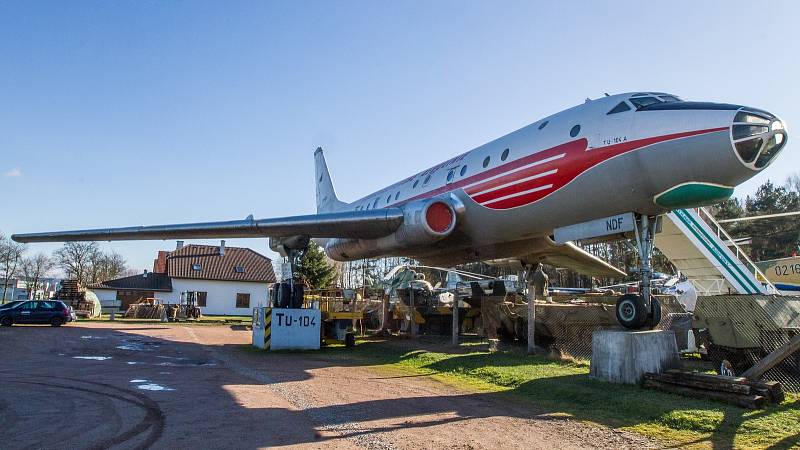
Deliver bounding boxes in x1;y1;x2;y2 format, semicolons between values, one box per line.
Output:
12;209;404;243
540;242;626;277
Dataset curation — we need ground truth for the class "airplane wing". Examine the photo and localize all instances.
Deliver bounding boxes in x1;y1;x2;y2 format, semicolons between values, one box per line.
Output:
539;242;627;277
11;209;404;243
486;242;626;278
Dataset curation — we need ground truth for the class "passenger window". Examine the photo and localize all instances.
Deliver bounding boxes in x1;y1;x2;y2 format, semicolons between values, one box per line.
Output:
658;95;681;103
413;179;419;188
570;125;581;137
395;192;400;201
386;195;391;204
501;148;510;161
373;198;379;208
423;174;431;184
483;156;490;168
460;165;467;176
538;120;549;130
607;102;631;114
446;170;454;182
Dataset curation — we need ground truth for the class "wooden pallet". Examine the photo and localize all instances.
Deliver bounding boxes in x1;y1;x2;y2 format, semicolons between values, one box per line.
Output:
644;369;784;409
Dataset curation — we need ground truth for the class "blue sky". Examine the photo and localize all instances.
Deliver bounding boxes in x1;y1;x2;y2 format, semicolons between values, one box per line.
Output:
1;1;798;272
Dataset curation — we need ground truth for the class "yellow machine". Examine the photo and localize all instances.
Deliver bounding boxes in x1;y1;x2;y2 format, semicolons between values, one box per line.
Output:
305;289;366;347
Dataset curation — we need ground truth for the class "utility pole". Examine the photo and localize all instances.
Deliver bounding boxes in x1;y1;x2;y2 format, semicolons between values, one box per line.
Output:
451;288;459;346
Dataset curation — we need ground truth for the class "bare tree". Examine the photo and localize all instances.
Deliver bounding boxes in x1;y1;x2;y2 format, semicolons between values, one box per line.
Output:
54;242;100;285
0;234;26;303
786;172;800;194
88;251;127;284
19;253;56;300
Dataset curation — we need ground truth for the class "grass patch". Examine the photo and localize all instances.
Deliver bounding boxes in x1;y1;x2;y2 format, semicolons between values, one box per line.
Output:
269;338;800;449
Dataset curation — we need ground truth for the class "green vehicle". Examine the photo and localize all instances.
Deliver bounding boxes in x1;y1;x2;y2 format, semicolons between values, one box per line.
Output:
693;294;800;375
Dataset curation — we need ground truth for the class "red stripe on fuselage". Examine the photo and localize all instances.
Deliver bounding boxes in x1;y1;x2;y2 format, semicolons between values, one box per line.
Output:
387;126;728;210
477;126;727;209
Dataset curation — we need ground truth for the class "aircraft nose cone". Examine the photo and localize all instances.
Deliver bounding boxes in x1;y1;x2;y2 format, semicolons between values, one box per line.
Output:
731;108;788;169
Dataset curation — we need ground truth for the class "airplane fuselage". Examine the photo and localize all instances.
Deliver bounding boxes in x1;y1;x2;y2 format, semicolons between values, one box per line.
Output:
323;92;788;266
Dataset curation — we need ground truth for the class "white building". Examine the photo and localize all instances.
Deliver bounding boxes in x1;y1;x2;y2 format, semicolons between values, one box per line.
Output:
89;242;276;315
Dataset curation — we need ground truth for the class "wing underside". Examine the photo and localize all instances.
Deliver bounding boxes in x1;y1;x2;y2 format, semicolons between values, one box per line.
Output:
486;242;626;278
11;209;404;243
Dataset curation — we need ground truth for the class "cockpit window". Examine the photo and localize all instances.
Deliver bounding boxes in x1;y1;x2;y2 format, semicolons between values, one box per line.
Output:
734;111;770;125
607;101;631;114
629;96;662;109
657;95;681;103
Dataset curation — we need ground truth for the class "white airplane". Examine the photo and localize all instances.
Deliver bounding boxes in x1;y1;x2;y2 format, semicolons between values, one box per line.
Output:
13;92;789;329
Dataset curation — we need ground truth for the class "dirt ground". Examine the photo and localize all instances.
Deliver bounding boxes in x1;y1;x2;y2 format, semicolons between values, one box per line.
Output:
0;322;656;449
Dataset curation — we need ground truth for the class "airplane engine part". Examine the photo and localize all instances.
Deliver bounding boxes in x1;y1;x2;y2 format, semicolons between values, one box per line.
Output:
325;196;463;261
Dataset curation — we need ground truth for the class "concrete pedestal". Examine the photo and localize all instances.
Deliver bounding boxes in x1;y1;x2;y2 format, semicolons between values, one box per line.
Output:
590;330;680;385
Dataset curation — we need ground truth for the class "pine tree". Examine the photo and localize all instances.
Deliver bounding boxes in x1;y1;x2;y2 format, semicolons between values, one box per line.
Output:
298;242;337;289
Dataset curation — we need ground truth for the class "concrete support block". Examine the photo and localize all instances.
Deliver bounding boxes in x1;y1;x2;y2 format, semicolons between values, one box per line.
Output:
590;330;680;385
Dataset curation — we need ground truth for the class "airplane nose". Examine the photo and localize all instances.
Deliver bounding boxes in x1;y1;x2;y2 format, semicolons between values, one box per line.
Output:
732;108;788;169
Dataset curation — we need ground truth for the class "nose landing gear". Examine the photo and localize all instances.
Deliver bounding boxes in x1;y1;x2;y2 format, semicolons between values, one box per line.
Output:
615;214;662;330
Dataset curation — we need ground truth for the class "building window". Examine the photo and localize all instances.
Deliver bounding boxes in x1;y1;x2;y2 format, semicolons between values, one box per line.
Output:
234;266;245;273
197;291;207;307
192;263;202;271
236;293;250;308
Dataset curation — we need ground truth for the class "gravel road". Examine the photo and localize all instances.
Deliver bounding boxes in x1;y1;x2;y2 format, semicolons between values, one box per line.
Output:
0;322;657;449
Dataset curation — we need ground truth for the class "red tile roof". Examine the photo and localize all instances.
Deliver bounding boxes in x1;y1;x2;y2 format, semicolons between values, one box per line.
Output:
166;245;275;283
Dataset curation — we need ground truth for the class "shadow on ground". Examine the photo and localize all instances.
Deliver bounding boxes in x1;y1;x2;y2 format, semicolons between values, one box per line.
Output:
1;324;797;449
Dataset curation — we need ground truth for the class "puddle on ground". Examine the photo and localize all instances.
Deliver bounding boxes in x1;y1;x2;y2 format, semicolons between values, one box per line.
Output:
136;383;175;391
116;338;162;351
73;356;112;361
157;361;217;367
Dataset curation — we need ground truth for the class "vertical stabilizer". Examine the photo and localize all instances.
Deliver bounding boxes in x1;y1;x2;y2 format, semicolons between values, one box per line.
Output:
314;147;347;213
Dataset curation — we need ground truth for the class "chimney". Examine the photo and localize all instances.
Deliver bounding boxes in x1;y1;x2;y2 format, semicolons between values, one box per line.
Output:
143;269;148;278
176;240;184;250
153;251;169;274
219;240;226;256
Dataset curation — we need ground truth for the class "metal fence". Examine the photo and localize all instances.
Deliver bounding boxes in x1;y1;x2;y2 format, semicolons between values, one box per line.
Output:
364;290;800;393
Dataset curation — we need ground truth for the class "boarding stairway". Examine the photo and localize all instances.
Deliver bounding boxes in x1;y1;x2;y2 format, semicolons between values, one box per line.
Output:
655;207;776;295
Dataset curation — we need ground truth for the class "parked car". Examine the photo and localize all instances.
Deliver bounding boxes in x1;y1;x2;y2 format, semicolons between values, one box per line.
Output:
0;300;75;327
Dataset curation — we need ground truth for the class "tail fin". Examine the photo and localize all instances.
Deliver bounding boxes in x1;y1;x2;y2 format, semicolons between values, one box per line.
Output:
314;147;347;213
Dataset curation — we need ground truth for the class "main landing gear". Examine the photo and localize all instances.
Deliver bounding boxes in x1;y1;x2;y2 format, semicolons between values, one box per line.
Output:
615;215;662;330
269;236;310;308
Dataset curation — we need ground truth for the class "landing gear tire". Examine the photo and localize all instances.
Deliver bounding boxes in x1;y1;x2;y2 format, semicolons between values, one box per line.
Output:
644;297;662;329
344;332;355;348
616;294;647;329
